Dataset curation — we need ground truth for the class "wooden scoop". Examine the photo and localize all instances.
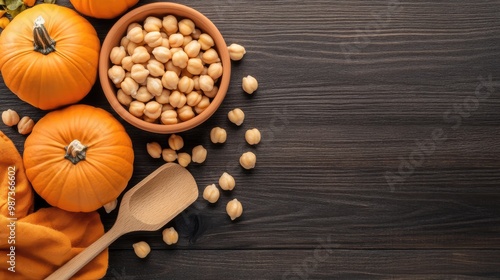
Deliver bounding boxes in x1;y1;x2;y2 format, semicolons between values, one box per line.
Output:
45;163;199;280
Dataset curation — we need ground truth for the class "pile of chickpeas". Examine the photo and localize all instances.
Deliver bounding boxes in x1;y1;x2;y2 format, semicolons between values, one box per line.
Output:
107;15;227;124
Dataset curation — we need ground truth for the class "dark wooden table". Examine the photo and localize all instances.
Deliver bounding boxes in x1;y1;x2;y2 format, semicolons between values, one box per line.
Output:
2;0;500;279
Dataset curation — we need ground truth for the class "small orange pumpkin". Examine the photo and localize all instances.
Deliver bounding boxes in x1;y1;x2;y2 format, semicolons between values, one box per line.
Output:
70;0;139;19
23;104;135;212
0;4;100;110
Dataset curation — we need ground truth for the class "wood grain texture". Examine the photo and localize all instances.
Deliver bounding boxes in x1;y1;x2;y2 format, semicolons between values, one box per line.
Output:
0;0;499;279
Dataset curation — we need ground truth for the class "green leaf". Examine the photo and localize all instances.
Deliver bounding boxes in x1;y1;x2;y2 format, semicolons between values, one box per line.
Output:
44;0;56;3
5;0;23;11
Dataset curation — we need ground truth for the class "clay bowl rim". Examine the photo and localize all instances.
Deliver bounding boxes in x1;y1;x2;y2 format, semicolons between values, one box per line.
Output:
99;2;231;134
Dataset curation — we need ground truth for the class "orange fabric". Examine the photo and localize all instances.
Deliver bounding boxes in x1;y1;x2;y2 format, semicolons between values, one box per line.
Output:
0;131;108;279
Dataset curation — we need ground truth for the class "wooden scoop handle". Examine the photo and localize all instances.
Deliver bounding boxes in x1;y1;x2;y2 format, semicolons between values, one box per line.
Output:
44;225;123;280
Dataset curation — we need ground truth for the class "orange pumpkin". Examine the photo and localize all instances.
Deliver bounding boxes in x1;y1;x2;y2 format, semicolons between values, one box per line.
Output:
23;104;135;212
0;4;100;110
70;0;139;19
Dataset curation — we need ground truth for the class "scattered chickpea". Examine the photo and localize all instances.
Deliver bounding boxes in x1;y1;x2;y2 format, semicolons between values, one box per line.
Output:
2;109;20;127
219;172;235;191
203;184;220;203
239;151;256;169
103;199;118;213
17;116;34;135
228;108;245;126
177;152;191;167
146;142;162;158
245;128;261;145
132;241;151;258
162;227;179;245
242;75;258;94
168;134;184;150
210;127;227;144
162;148;177;162
228;43;246;61
191;145;207;163
226;198;243;220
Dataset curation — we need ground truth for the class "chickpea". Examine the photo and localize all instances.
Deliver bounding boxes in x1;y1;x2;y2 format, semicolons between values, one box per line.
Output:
162;148;177;162
177;152;191;167
199;75;214;92
108;65;126;84
161;71;179;90
162;227;179;245
155;89;171;104
130;64;150;84
120;36;130;49
198;33;214;50
162;15;178;35
194;96;210;114
121;56;134;72
178;76;194;93
169;33;185;48
192;75;200;90
181;67;194;79
186;91;202;107
203;85;218;99
169;90;187;108
210;127;227;144
146;142;162;158
203;184;220;203
182;35;193;47
131;46;151;64
177;105;195;121
117;89;133;106
161;109;178;125
110;46;126;65
168;134;184;150
144;101;162;119
239;151;256;169
191;145;207;163
144;16;162;32
146;59;165;77
186;58;204;75
228;108;245;126
208;62;223;80
201;48;220;64
103;199;118;213
219;172;235;191
146;77;163;96
166;61;182;76
127;26;144;44
17;116;34;135
245;128;261;145
120;77;139;96
126;41;139;56
228;43;246;61
184;40;201;58
192;28;201;39
144;31;163;47
129;101;145;118
152;46;172;63
242;75;258;94
172;50;189;69
178;18;195;36
2;109;20;127
226;198;243;220
127;22;142;33
134;86;154;103
132;241;151;258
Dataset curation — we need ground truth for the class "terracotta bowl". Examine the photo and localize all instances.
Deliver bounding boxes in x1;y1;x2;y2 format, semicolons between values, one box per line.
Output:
99;2;231;134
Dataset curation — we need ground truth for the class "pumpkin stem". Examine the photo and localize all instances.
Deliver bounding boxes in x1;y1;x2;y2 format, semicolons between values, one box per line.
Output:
33;16;56;55
65;140;87;164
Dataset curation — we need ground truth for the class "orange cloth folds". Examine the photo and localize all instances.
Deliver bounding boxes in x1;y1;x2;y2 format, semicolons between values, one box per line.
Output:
0;131;108;279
